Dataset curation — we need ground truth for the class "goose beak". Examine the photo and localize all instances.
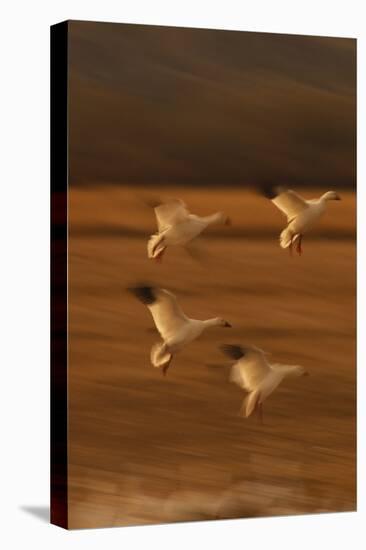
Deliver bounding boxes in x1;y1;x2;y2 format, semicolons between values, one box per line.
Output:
303;371;310;376
334;194;341;200
224;321;232;327
225;217;232;226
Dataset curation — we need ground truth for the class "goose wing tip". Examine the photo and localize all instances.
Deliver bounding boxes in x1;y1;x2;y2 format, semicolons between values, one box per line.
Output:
220;344;245;360
260;184;288;199
128;284;157;305
142;196;162;209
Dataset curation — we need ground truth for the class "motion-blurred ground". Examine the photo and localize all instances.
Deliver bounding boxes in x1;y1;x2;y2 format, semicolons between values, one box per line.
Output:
68;186;356;528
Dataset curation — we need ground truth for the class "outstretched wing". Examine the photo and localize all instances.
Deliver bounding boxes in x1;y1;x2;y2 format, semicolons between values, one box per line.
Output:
221;345;271;392
129;286;188;340
154;199;190;231
271;188;309;222
262;185;309;222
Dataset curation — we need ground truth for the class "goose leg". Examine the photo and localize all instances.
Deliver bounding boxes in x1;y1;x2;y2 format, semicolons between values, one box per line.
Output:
162;356;173;376
155;248;166;263
296;235;303;256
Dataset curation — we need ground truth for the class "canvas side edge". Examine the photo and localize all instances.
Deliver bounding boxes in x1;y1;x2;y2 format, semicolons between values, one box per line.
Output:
50;20;69;530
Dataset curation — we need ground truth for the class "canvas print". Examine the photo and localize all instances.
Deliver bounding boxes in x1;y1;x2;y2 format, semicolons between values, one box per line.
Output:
51;20;356;529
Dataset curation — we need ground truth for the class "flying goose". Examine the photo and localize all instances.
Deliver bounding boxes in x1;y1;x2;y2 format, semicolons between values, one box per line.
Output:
147;198;231;261
221;344;309;422
262;186;341;255
129;285;232;375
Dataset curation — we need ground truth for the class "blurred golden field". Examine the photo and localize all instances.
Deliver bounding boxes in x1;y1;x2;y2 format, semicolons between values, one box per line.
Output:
68;185;356;529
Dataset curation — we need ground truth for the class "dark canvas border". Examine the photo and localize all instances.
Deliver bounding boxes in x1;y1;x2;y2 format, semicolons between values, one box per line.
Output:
50;20;69;529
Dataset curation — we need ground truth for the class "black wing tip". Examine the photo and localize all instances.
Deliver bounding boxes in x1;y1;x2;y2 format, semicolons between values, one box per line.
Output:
259;184;287;199
220;344;245;360
259;184;277;199
141;196;162;209
128;285;157;305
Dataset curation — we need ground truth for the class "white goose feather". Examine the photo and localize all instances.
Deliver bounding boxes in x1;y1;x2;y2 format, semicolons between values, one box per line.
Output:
147;199;230;260
264;186;341;253
221;344;308;418
130;286;232;375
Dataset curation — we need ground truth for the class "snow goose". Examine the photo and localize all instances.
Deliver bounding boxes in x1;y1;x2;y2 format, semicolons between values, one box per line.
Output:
147;198;231;261
129;285;232;375
220;344;309;422
262;186;341;255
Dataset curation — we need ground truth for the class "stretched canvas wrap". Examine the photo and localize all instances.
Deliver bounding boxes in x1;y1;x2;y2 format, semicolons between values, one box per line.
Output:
51;20;356;529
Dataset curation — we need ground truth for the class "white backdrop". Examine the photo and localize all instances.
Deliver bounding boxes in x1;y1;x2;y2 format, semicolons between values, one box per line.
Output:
0;1;364;548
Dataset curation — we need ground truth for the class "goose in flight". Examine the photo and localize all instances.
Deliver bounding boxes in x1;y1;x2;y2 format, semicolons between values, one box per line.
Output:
129;285;232;375
262;186;341;255
147;198;231;261
220;344;309;422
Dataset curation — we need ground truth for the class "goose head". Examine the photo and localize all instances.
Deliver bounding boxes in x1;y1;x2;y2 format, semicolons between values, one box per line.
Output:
205;317;232;328
216;318;232;328
273;364;309;377
321;191;341;201
215;211;231;225
291;365;309;377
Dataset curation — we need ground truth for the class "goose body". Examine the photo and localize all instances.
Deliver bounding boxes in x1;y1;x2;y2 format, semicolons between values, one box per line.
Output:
147;199;230;260
221;344;308;420
130;285;231;374
263;186;341;255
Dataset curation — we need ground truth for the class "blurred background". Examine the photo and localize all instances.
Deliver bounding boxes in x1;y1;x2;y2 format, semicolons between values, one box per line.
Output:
67;21;356;528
